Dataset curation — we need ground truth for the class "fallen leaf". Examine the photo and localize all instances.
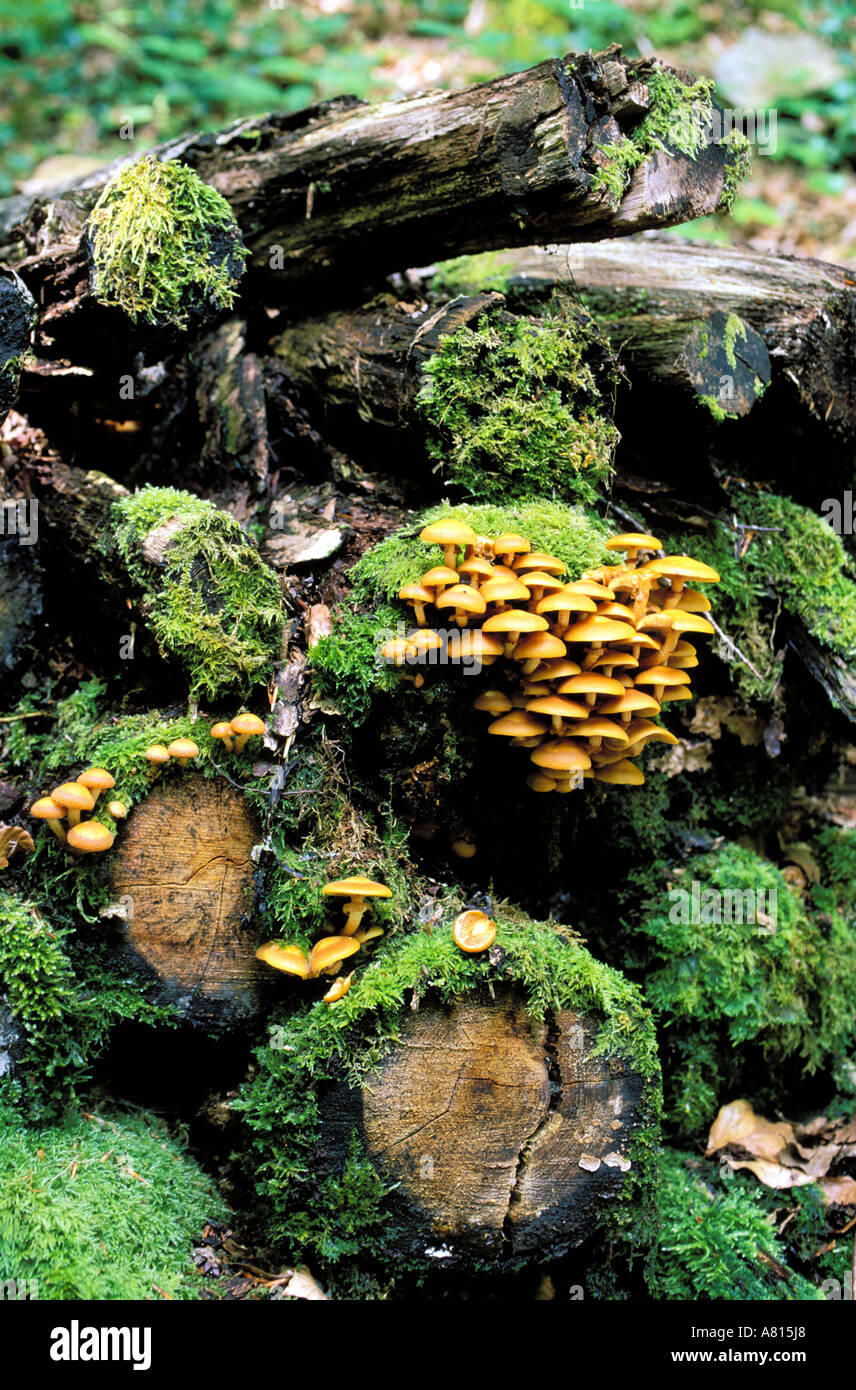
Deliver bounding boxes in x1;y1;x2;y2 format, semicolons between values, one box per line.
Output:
819;1177;856;1207
706;1099;794;1160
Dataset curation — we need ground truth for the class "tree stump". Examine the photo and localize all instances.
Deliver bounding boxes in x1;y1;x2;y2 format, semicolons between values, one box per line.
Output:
109;773;262;1027
320;990;646;1267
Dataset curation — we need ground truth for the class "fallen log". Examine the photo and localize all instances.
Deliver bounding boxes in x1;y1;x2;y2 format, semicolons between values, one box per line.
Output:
415;239;855;442
2;49;744;367
318;990;646;1267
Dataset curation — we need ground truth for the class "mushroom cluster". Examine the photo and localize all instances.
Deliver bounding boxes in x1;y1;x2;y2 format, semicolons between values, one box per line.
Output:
255;875;391;1003
387;523;719;792
210;712;266;755
30;767;120;853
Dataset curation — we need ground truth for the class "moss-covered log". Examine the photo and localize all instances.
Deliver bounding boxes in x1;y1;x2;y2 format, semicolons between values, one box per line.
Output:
320;991;645;1265
2;50;746;365
109;773;263;1028
423;239;854;445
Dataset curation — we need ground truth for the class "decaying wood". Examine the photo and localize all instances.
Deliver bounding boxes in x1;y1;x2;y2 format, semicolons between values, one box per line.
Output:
109;773;263;1027
2;49;739;367
319;990;644;1267
430;238;855;438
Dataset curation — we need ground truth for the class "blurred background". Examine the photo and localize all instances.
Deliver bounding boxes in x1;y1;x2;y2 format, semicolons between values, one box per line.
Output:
1;0;854;261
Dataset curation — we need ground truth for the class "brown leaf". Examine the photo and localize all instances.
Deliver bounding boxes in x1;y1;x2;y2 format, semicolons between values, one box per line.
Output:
706;1099;794;1160
728;1159;814;1190
819;1176;856;1206
307;604;333;648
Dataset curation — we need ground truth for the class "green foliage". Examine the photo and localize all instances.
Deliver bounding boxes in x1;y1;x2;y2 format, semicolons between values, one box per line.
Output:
417;307;619;505
666;491;856;704
629;842;856;1137
236;910;659;1270
430;251;518;298
88;156;246;328
114;486;283;702
308;606;399;725
0;1102;223;1299
651;1151;822;1300
718;132;753;212
0;891;172;1118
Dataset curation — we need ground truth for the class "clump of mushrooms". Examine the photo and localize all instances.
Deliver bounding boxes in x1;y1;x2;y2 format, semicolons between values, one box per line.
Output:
30;766;121;854
255;875;393;1002
382;524;719;792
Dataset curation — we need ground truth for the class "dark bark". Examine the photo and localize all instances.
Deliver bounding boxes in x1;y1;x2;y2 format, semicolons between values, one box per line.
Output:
1;49;740;366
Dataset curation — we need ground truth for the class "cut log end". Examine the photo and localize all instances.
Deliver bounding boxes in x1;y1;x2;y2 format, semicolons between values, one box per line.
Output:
319;990;646;1268
109;772;264;1027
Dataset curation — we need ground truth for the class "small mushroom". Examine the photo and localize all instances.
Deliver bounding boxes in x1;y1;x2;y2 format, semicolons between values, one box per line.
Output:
0;825;35;868
107;801;127;820
435;583;486;628
76;767;115;804
145;744;171;767
67;821;115;853
30;796;67;844
230;713;266;753
167;738;199;768
210;722;235;753
255;942;310;979
604;532;662;564
398;583;434;628
322;875;392;936
453;909;497;954
493;533;531;567
308;935;361;977
418;519;478;571
323;972;354;1003
595;759;645;786
52;782;96;829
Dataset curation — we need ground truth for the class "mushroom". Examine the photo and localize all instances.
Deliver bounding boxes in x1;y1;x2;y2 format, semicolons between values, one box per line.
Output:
445;629;503;665
420;566;460;603
418;519;478;571
516;570;566;606
556;673;625;707
642;555;720;610
380;636;415;666
167;738;199;768
480;577;531;610
493;533;531;567
535;587;596;634
67;821;115;854
52;782;95;828
595;759;645;786
255;942;310;979
530;739;591;775
30;796;67;844
483;608;548;659
633;664;691;704
308;935;361;977
449;830;477;859
604;532;662;565
473;690;514;716
512;631;567;675
107;801;127;820
487;711;548;741
76;767;115;804
524;695;588;734
435;582;486;628
210;722;235;753
398;583;434;628
322;875;392;936
513;552;566;577
457;557;496;591
453;909;497;954
230;713;266;753
145;744;171;767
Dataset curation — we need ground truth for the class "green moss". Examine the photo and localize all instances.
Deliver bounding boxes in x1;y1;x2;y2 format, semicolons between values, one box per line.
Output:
308;606;399;725
0;891;173;1118
666;492;856;705
417;306;619;505
0;1101;223;1299
651;1151;822;1301
113;486;283;702
87;156;246;329
628;843;856;1137
430;251;517;298
235;911;660;1273
723;312;747;370
591;69;717;207
698;392;732;422
718;130;753;214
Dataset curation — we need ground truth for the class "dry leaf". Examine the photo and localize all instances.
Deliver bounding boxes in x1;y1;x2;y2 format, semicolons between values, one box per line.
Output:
818;1177;856;1206
706;1099;794;1160
708;1099;856;1206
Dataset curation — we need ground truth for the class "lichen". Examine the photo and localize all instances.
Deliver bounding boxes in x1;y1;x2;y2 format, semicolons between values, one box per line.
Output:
87;156;246;330
113;486;283;702
417;306;619;505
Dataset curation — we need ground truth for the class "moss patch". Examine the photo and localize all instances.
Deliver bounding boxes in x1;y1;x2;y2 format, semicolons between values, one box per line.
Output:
665;491;856;704
430;251;518;298
0;1100;223;1298
627;842;856;1138
417;306;619;505
87;156;246;330
591;69;717;207
113;486;283;702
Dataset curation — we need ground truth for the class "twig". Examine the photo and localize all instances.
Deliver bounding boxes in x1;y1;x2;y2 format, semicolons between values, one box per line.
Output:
0;711;51;723
706;614;766;683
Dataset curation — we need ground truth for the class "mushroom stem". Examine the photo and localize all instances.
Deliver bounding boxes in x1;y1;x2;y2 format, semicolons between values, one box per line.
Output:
46;819;66;843
441;544;458;571
66;808;82;828
342;897;368;935
663;578;685;610
233;733;252;753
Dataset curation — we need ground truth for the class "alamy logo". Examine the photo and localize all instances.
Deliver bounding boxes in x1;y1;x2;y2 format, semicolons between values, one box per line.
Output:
1;498;38;545
50;1321;152;1372
668;880;777;932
